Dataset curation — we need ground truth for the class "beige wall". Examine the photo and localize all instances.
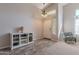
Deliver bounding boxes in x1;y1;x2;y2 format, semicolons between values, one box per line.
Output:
63;4;79;33
43;3;65;40
43;4;58;40
0;3;43;49
43;16;54;39
63;4;79;41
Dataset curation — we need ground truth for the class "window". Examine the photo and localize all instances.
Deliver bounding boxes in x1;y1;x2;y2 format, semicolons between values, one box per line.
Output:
75;10;79;34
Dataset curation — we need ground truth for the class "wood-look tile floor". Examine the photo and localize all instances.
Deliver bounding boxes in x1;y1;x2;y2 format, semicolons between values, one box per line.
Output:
1;39;79;55
0;39;56;55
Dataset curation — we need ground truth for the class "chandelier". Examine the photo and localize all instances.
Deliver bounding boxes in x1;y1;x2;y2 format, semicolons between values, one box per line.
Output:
41;3;56;17
41;9;47;15
41;3;47;17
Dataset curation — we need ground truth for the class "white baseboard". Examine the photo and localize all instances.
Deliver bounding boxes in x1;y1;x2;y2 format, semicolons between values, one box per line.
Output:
0;46;10;49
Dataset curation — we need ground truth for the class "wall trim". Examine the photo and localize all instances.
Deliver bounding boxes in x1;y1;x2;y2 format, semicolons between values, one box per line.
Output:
0;46;10;49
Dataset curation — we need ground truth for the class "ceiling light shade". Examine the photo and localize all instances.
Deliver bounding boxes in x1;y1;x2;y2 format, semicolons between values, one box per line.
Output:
42;10;47;15
41;13;47;17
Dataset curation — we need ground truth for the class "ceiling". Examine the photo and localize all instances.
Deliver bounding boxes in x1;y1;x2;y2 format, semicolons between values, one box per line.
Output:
33;3;49;9
33;3;68;9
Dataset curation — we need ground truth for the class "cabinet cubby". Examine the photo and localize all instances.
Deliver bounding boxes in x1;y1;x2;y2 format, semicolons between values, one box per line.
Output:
10;33;33;50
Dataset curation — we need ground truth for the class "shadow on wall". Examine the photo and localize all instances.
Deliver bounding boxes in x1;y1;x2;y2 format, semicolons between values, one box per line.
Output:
0;33;10;49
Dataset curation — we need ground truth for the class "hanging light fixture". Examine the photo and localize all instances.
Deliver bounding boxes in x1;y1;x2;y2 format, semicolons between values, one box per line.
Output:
41;3;47;17
41;9;47;15
41;3;56;17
